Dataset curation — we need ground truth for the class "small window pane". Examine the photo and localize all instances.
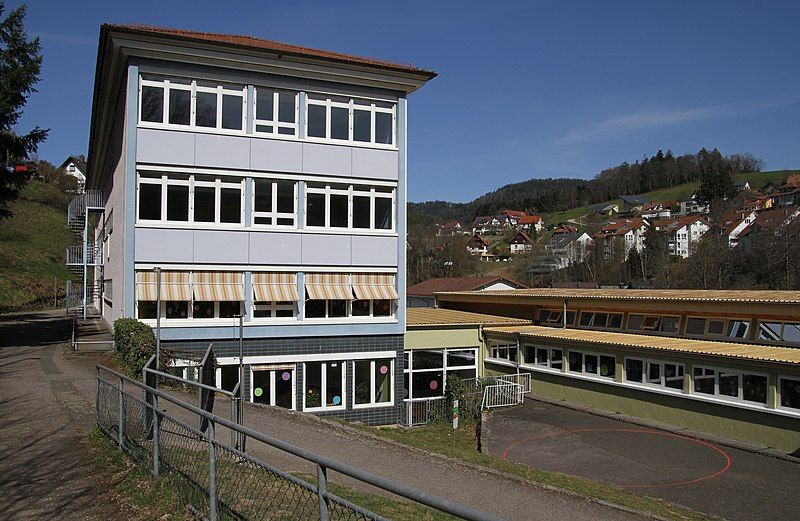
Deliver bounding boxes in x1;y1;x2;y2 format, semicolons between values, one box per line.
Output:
219;301;240;318
627;314;644;330
326;362;343;406
413;350;443;370
550;349;563;369
220;188;241;223
256;88;274;121
664;364;684;390
256;124;273;133
375;111;393;144
195;91;217;127
447;349;476;367
221;94;243;130
353;196;370;228
780;378;800;409
783;323;800;343
686;318;706;335
328;300;347;317
727;320;749;339
568;351;582;372
276;182;294;214
375;359;392;403
593;313;608;328
759;322;783;341
599;355;615;378
331;106;349;140
141;85;163;122
626;359;644;383
708;320;725;336
168;89;190;125
579;312;593;327
693;367;715;395
353;109;371;142
743;374;767;404
306;193;326;226
194;186;215;222
412;371;443;398
305;299;325;318
584;354;598;374
607;314;622;329
278;91;295;123
646;363;661;384
254;179;272;212
718;372;739;397
538;310;551;323
137;301;157;319
661;316;680;333
278;127;294;135
193;301;214;318
352;299;370;316
139;183;162;220
308;105;326;137
166;185;189;221
375;197;392;230
354;360;371;404
642;316;660;330
165;301;188;319
330;194;348;228
305;362;322;408
536;348;548;365
373;300;391;317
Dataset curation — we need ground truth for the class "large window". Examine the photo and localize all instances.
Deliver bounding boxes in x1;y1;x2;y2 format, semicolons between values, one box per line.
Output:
488;341;518;364
759;321;800;345
304;361;345;410
625;358;684;391
685;317;750;340
403;348;477;401
253;87;298;137
306;93;396;146
537;309;576;326
567;350;616;379
523;346;563;371
137;173;243;225
579;311;623;329
692;366;768;405
626;314;680;334
139;75;246;132
354;359;394;407
305;183;395;232
253;179;297;227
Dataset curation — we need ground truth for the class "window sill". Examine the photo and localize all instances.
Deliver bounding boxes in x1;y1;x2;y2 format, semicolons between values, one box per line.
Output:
301;318;398;325
135;222;398;237
352;402;395;410
303;405;346;413
484;358;517;368
138;122;247;137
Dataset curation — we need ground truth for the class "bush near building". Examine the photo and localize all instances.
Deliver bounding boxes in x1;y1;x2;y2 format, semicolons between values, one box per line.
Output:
112;318;157;375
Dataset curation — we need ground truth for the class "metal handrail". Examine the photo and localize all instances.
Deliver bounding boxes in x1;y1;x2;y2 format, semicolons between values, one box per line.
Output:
97;364;497;521
143;366;237;398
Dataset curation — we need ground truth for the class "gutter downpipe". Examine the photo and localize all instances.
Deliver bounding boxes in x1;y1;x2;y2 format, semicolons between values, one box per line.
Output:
563;298;568;329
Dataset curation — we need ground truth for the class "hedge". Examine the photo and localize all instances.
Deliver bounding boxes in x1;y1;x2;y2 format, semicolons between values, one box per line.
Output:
112;318;156;376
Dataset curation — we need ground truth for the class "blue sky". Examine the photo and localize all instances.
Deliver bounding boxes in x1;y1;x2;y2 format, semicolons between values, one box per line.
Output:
11;0;800;202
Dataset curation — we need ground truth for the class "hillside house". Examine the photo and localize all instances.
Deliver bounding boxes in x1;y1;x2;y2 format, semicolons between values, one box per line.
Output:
593;219;648;259
743;195;774;213
509;231;533;254
517;214;544;234
679;194;710;216
79;24;435;423
619;194;649;213
406;276;526;308
653;216;709;258
774;175;800;207
711;210;758;247
737;206;800;251
552;224;577;235
59;156;87;192
546;232;593;268
588;203;619;216
734;180;752;192
472;215;498;235
640;202;671;219
436;220;463;237
466;233;491;257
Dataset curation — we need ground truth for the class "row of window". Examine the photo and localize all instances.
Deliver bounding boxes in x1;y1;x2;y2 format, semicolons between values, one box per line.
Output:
490;342;800;412
536;308;800;345
139;75;396;147
137;173;395;232
403;349;478;401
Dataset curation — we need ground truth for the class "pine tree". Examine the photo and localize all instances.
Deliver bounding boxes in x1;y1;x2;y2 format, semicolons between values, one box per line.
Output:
0;3;48;221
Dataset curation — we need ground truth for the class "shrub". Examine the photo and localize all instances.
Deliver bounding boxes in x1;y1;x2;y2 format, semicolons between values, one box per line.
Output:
113;318;156;376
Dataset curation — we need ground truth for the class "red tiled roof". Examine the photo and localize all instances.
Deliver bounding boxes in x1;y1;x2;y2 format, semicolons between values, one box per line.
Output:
502;210;527;219
510;231;533;244
105;24;436;77
407;277;526;297
518;215;541;225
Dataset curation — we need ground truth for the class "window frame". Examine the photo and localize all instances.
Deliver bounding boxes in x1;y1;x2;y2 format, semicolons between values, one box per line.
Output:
566;349;616;379
778;375;800;412
136;173;245;227
758;321;800;345
685;316;752;340
624;356;685;392
252;178;298;229
352;359;395;409
403;348;478;402
252;87;300;138
302;360;346;412
304;183;396;233
305;92;397;148
692;364;770;406
252;301;297;320
487;340;518;364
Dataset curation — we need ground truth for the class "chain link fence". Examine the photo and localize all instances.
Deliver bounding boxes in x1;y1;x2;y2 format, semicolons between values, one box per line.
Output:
96;365;495;521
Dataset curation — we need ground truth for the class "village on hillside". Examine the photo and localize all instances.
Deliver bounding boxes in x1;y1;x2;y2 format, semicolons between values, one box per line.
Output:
431;173;800;279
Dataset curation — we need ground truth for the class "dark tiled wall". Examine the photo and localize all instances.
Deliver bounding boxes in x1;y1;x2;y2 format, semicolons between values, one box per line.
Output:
165;334;404;425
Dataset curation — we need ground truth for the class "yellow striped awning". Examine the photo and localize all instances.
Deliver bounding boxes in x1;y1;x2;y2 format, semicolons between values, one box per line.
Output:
352;274;398;300
193;272;244;301
253;273;299;302
136;271;191;301
305;273;353;300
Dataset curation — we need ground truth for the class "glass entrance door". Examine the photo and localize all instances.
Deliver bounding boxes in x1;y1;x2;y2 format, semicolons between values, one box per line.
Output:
251;366;295;410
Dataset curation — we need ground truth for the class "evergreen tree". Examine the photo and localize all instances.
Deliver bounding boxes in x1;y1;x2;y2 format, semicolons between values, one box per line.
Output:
0;3;47;221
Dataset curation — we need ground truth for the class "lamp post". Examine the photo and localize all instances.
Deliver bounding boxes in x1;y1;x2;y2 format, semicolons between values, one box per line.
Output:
154;267;161;370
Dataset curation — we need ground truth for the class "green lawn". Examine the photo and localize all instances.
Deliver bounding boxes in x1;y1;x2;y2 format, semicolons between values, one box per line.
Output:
353;421;712;521
0;181;72;312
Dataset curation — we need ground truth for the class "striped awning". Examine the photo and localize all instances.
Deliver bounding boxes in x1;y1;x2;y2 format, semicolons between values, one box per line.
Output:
253;273;299;302
352;274;398;300
193;272;244;301
136;271;192;301
305;273;353;300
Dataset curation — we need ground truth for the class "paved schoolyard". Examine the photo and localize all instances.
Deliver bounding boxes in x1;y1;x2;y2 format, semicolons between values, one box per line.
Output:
485;397;800;521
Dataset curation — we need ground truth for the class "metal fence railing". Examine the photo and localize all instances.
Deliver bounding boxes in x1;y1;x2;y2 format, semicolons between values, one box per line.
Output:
462;373;532;395
482;383;525;409
95;364;497;521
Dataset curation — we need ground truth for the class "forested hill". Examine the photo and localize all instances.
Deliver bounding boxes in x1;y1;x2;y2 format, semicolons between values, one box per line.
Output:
409;148;764;222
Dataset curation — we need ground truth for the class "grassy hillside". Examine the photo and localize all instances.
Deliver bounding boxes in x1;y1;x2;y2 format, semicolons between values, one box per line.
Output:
545;170;796;225
0;181;73;312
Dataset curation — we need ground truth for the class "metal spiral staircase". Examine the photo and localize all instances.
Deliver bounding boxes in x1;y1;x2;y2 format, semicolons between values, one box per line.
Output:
65;190;105;319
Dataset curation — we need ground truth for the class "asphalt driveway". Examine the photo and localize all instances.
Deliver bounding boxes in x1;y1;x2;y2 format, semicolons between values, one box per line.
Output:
485;397;800;521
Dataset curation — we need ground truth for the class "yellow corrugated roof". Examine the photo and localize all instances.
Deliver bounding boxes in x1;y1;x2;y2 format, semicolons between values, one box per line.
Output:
437;288;800;304
484;325;800;365
406;308;532;327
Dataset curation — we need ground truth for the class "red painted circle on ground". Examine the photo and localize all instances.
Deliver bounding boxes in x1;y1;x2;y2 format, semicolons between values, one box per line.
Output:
501;428;732;489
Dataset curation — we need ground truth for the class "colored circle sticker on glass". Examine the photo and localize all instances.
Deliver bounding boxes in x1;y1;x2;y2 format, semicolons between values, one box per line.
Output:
254;387;263;397
282;371;291;381
332;395;341;405
429;380;438;390
379;365;388;375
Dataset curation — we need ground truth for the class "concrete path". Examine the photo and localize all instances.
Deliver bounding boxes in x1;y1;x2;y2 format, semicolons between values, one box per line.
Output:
486;398;800;521
0;311;125;520
0;310;648;521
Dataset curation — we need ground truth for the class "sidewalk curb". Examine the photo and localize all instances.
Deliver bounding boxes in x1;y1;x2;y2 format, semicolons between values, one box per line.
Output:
244;401;684;520
526;395;800;465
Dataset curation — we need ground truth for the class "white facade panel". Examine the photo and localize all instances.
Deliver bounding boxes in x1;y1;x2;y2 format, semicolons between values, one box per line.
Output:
249;232;302;264
250;138;303;173
136;128;195;165
350;235;398;266
301;234;351;265
302;142;351;177
195;133;250;170
352;148;398;180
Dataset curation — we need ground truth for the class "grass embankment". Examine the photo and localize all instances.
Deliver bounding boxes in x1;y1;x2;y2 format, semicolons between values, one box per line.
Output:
354;421;712;521
544;169;797;226
88;426;455;520
0;181;72;312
